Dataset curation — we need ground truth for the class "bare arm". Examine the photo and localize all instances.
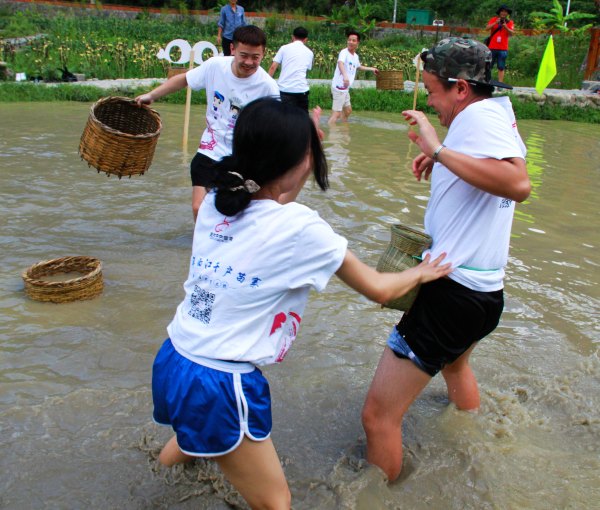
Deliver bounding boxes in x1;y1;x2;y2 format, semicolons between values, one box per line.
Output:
268;61;279;77
403;109;531;202
335;250;451;305
135;72;189;106
432;150;529;202
358;65;379;74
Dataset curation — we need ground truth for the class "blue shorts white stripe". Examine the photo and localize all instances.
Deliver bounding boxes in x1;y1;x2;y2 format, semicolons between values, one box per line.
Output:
152;338;272;456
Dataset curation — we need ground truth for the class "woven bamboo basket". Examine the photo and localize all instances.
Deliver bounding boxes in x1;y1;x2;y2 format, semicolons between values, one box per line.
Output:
376;70;404;90
167;67;187;78
22;256;103;303
376;224;432;311
79;96;162;178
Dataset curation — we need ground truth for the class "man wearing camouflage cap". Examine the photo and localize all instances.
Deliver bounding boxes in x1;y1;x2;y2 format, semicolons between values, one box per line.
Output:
362;37;530;481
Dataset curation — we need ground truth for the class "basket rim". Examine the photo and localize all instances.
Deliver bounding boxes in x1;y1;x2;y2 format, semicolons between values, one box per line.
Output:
22;256;103;287
90;96;162;140
391;223;431;238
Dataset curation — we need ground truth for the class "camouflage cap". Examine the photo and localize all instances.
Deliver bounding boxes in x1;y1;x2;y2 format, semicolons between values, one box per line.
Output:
421;37;512;89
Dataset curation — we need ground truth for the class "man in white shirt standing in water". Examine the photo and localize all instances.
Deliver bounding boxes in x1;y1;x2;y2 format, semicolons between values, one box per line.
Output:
328;30;378;125
135;26;279;221
361;37;531;482
268;26;314;112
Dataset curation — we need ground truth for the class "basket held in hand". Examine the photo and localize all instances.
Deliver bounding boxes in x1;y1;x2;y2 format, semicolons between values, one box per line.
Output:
79;96;162;178
22;256;103;303
376;224;432;311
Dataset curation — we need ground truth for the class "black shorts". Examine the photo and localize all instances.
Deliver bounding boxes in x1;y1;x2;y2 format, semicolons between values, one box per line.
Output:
190;152;218;187
280;91;309;112
394;278;504;376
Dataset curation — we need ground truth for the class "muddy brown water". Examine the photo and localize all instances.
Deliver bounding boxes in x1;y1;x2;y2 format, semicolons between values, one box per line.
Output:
1;102;598;509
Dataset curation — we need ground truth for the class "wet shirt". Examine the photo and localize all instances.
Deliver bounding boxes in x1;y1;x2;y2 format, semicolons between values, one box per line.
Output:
167;192;348;366
424;98;526;292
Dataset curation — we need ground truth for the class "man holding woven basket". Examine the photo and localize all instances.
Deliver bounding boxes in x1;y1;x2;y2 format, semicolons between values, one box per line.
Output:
135;26;279;221
361;37;531;482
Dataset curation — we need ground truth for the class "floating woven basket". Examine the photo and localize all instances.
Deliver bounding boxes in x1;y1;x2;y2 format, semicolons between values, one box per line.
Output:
22;256;103;303
376;70;404;90
79;96;162;178
376;224;432;311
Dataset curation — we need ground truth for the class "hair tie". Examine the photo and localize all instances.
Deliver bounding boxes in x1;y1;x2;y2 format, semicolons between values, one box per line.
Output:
227;171;261;194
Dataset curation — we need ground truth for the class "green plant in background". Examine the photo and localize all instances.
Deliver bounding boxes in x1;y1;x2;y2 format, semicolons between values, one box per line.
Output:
322;0;377;39
0;5;594;90
530;0;596;34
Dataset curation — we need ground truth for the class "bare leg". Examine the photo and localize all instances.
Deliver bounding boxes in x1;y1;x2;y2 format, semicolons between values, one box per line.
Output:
498;69;505;82
216;436;290;510
341;105;352;122
158;435;194;467
192;185;207;222
328;110;342;125
362;347;431;481
441;343;480;410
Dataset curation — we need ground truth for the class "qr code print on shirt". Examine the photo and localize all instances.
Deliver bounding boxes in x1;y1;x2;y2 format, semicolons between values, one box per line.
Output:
188;285;215;324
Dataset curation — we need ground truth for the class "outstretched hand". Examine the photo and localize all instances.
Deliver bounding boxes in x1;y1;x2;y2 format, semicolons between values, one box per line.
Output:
415;252;452;283
402;110;441;156
312;106;325;141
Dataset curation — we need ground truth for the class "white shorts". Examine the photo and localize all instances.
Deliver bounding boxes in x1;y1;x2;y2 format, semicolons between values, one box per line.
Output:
331;87;351;111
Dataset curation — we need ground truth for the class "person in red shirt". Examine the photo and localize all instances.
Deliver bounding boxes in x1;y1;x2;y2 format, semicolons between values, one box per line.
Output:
486;5;515;82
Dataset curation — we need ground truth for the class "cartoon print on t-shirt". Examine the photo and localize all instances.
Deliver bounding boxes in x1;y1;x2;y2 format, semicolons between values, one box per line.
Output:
200;119;217;150
228;102;241;129
212;91;225;119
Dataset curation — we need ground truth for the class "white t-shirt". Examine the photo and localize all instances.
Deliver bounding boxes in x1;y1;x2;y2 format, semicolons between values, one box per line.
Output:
167;192;348;366
424;98;527;292
331;48;360;91
273;40;313;93
186;57;280;161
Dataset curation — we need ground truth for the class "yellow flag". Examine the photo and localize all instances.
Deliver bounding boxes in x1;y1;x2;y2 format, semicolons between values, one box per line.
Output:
535;35;557;95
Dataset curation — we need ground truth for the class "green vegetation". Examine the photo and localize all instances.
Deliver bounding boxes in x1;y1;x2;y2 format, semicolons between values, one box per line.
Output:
2;82;598;124
0;3;598;122
37;0;598;29
0;4;596;88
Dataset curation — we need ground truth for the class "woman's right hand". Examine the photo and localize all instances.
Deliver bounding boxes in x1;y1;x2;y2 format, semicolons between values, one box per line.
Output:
415;252;452;283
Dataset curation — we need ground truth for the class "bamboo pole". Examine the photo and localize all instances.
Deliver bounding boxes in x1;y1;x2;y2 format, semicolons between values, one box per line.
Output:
182;50;195;150
412;54;421;111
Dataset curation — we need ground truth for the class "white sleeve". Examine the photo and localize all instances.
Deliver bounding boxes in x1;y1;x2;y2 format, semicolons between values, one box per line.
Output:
287;214;348;292
273;47;284;64
185;58;212;91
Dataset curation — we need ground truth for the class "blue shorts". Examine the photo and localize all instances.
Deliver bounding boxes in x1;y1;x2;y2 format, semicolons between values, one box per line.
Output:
387;327;436;375
152;338;272;456
491;50;508;70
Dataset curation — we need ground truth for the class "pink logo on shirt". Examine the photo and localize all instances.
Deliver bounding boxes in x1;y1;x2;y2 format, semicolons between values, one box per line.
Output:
270;311;303;362
215;217;231;232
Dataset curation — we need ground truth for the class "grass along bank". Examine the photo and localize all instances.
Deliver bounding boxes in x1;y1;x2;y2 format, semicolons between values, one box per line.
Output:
0;6;594;90
1;82;599;123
